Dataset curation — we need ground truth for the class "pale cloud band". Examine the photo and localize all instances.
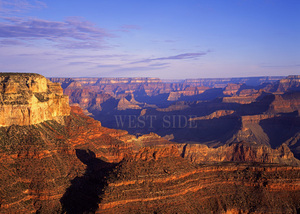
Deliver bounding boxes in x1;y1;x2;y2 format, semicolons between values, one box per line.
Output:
0;16;114;49
132;52;210;64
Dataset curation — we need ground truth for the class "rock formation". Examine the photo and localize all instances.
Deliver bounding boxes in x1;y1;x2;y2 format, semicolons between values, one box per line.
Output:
1;73;299;213
181;142;300;166
49;76;283;113
275;75;300;93
117;94;142;110
98;146;300;214
0;105;134;213
190;110;235;120
0;73;70;126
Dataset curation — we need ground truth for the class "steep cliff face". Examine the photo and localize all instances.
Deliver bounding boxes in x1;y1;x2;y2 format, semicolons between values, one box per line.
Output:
99;146;300;214
0;73;70;126
181;142;300;166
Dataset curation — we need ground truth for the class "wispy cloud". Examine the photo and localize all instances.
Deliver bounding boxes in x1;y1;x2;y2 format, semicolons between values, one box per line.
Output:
0;0;46;14
132;52;209;64
0;16;114;49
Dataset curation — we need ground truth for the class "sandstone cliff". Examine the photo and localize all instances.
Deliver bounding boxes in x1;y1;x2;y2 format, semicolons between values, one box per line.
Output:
0;73;70;126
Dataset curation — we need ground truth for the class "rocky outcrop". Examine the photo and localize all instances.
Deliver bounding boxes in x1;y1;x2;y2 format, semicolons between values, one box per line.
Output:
223;83;243;96
0;73;70;126
167;91;182;101
222;92;261;104
117;97;141;110
181;142;300;166
167;86;210;101
275;75;300;93
190;110;235;120
268;92;300;113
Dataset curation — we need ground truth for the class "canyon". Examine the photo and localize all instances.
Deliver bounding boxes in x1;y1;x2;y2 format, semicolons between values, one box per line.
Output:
0;73;300;213
50;75;300;157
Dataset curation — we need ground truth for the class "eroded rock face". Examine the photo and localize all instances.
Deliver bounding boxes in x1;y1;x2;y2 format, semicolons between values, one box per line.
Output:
49;76;282;113
0;73;70;126
98;147;300;214
276;75;300;93
181;142;300;166
1;104;299;213
268;92;300;113
1;74;300;214
0;106;134;213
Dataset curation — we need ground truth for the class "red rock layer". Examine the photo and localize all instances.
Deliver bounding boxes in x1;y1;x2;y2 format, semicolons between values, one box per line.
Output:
0;106;133;213
98;147;300;213
276;75;300;93
268;92;300;113
182;142;300;166
1;106;300;213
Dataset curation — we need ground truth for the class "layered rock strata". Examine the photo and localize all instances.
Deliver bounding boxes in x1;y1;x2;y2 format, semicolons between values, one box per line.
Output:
0;73;70;126
1;74;300;213
98;146;300;214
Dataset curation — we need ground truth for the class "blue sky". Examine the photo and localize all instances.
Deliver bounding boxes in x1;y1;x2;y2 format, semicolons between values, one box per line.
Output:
0;0;299;78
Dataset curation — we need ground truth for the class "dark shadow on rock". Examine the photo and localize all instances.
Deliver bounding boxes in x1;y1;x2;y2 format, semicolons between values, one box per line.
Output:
178;88;224;102
60;149;117;214
238;93;275;115
99;97;119;112
134;92;171;108
259;115;300;158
